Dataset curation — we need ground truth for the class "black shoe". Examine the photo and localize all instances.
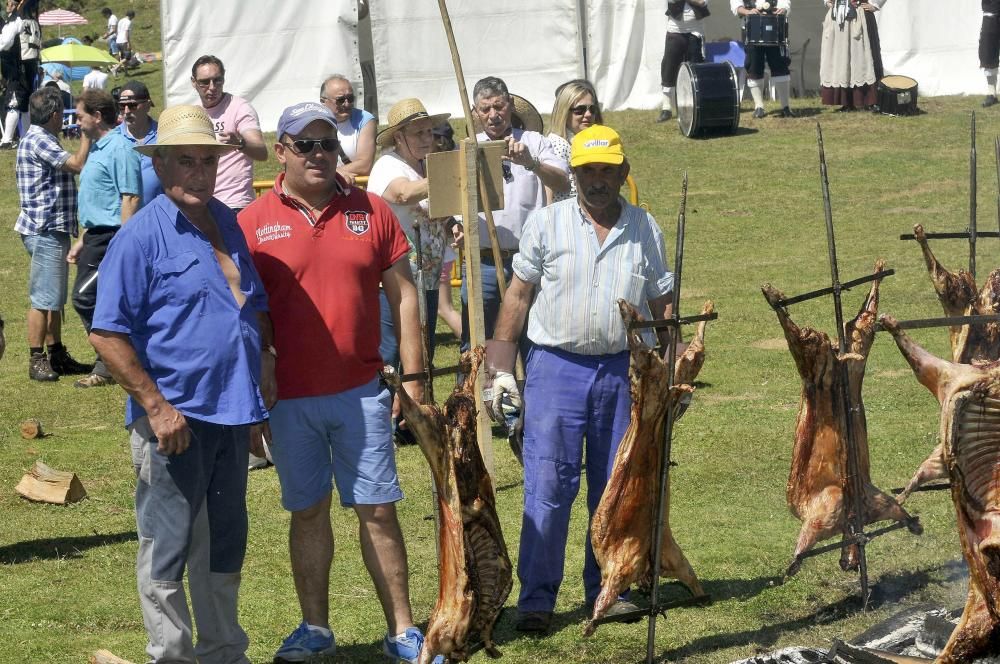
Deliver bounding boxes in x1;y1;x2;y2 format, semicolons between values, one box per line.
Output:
752;107;766;119
29;353;59;381
835;105;855;113
0;141;16;150
656;109;672;123
515;611;552;634
984;95;998;108
49;347;93;375
780;106;796;118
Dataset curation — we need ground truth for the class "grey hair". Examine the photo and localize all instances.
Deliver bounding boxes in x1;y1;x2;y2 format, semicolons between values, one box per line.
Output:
320;74;354;98
28;87;63;125
472;76;510;103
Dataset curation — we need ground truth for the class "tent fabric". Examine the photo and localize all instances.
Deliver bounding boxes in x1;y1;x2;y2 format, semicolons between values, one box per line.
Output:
369;0;581;125
161;0;361;133
161;0;985;132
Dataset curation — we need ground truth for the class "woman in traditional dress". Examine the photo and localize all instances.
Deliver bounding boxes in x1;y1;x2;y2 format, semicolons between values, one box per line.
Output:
819;0;886;111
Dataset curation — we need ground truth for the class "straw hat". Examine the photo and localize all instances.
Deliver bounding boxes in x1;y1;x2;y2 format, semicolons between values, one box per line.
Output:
376;98;451;148
470;93;544;134
135;105;237;156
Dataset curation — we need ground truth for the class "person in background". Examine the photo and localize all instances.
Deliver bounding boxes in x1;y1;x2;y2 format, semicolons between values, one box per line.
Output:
69;88;141;389
116;80;162;206
113;9;133;73
486;125;676;634
982;1;1000;107
89;104;273;664
546;79;603;203
430;121;463;339
0;1;34;149
819;0;886;112
659;0;710;122
464;76;569;353
190;54;268;212
320;74;376;181
368;98;455;368
14;86;92;381
83;66;109;90
100;6;118;59
731;0;795;118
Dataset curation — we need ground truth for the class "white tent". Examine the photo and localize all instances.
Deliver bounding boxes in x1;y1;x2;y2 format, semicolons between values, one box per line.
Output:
162;0;986;132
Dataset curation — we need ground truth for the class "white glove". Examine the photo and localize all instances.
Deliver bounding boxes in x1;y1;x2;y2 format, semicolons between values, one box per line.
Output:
489;371;521;422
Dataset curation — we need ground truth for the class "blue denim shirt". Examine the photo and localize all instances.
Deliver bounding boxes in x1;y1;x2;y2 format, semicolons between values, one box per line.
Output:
92;195;269;427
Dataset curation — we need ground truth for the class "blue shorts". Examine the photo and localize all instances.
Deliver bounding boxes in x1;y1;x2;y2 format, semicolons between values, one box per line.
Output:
268;376;401;511
21;231;70;311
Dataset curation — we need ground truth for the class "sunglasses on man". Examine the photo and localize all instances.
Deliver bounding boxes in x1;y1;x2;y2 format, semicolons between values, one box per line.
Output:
283;137;340;154
321;94;355;105
571;104;599;116
119;100;147;109
194;77;224;89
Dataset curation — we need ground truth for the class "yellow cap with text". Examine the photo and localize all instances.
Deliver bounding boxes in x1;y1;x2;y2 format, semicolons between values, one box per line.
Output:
570;124;625;168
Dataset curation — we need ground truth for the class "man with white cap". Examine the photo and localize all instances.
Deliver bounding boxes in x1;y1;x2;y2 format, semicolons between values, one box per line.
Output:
238;102;437;663
89;104;275;664
486;124;676;634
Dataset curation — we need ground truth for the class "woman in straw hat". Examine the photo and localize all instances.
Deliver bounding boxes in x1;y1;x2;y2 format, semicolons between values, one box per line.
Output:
547;79;604;203
367;97;456;368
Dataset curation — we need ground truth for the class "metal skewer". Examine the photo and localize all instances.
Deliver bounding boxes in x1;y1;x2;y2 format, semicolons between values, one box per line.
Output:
817;122;871;608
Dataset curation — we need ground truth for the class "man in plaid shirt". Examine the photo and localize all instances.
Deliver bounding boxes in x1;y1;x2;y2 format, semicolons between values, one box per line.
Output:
15;87;92;381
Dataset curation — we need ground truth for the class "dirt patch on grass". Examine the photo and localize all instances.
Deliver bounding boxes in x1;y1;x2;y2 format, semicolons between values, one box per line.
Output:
752;338;788;350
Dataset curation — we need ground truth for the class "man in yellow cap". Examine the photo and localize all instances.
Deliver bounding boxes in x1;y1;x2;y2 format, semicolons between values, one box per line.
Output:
485;124;676;634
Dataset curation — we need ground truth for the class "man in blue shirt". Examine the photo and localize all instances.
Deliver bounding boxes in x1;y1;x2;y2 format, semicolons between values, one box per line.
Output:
115;80;162;206
90;104;276;664
486;125;676;634
70;88;141;388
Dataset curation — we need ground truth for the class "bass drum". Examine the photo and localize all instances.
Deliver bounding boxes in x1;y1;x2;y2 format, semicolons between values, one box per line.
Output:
676;61;740;138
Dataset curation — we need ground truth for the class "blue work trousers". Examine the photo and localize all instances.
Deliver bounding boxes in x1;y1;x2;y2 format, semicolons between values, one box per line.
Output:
517;345;632;613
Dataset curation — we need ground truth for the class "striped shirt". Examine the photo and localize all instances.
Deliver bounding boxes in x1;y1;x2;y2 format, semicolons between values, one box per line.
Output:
15;125;78;236
513;198;674;355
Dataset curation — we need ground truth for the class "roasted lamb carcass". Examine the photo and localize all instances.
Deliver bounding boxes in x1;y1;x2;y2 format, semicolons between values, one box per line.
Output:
382;348;512;663
585;300;713;636
896;225;1000;503
762;261;921;578
882;315;1000;663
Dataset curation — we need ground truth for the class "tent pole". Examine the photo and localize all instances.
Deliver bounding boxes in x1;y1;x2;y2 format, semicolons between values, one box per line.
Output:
576;0;589;80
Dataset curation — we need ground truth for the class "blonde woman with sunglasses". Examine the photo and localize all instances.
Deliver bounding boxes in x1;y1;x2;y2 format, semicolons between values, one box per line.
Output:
546;80;604;203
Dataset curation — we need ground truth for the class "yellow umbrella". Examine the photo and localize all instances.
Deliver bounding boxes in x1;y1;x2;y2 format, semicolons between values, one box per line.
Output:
40;43;118;67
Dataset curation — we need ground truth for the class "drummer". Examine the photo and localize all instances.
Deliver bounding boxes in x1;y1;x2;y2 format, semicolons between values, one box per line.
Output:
658;0;711;123
730;0;795;119
981;0;1000;108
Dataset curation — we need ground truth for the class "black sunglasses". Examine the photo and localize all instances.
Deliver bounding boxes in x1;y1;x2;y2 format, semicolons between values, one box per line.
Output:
194;77;224;88
571;104;599;116
283;137;339;154
322;94;355;105
119;100;146;109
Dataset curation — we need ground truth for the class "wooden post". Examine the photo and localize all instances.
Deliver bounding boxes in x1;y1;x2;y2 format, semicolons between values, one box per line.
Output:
460;138;496;476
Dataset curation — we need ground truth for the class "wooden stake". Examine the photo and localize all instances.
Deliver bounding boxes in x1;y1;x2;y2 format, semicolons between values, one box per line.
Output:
460;138;496;476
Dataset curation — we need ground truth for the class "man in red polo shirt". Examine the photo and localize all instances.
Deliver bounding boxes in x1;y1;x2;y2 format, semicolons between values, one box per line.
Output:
238;102;434;663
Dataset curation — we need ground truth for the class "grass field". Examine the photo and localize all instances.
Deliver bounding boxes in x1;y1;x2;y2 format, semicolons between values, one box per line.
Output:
3;4;1000;664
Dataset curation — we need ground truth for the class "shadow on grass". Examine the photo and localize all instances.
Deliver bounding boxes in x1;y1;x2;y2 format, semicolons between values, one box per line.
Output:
0;530;137;564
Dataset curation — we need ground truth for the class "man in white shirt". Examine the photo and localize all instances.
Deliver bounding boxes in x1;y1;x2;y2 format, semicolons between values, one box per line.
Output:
114;10;133;72
82;67;108;90
100;7;118;57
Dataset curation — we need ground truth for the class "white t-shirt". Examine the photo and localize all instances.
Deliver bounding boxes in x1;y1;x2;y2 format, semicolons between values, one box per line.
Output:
106;13;118;38
368;152;453;288
115;16;131;45
83;69;108;90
